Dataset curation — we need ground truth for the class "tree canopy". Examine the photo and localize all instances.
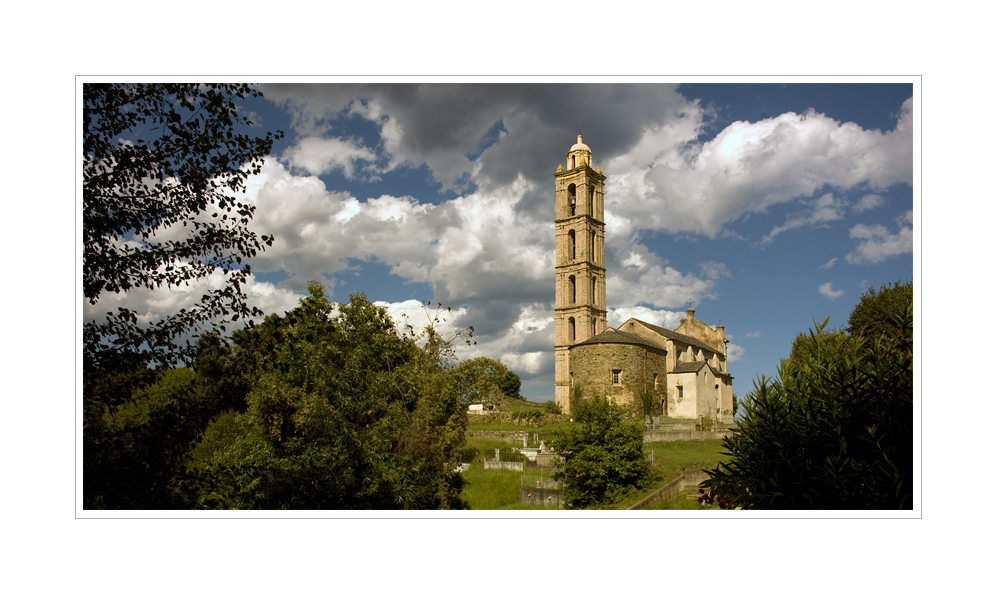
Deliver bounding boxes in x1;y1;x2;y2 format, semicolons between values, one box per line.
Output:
87;283;476;510
84;83;283;387
187;284;471;510
704;280;913;510
551;392;652;508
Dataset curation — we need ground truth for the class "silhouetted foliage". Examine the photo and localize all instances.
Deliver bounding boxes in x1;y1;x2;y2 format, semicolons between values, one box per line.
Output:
704;281;913;510
84;368;223;509
84;83;282;401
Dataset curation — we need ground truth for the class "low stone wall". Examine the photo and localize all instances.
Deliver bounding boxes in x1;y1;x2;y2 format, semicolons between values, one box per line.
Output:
628;469;710;510
484;460;524;471
646;421;699;431
519;485;564;509
643;430;732;442
467;430;534;443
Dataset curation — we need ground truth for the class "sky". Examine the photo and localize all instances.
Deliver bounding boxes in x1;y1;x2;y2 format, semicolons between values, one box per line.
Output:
84;81;916;403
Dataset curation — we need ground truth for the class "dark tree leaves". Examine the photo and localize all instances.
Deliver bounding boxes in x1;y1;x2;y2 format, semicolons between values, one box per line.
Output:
84;83;283;391
703;281;914;510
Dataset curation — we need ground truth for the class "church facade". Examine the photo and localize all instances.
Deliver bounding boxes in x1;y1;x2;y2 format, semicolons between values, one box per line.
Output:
553;136;734;423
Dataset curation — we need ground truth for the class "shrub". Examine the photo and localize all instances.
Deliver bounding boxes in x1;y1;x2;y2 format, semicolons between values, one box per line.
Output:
703;281;913;510
551;395;652;508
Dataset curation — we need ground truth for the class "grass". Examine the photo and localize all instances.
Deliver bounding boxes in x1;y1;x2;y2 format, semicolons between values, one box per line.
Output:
644;439;729;484
466;418;571;438
459;435;552;510
458;432;730;510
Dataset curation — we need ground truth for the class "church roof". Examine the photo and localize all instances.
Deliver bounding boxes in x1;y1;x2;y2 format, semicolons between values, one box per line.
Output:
570;327;663;351
672;361;707;374
626;318;722;355
670;360;732;379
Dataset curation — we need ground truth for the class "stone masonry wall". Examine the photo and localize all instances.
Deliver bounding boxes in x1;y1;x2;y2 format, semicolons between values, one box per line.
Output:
569;342;668;413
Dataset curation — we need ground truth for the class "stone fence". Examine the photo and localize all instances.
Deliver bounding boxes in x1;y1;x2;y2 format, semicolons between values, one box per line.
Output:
643;430;732;442
467;430;538;443
484;460;525;471
628;468;711;510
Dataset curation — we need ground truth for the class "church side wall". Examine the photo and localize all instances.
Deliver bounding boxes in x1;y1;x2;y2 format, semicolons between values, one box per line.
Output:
667;374;698;419
569;343;667;415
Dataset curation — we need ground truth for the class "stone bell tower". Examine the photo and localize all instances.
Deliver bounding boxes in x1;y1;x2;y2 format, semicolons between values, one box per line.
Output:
554;135;607;413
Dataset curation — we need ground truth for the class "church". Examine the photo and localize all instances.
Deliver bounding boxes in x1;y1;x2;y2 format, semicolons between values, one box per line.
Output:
553;136;735;423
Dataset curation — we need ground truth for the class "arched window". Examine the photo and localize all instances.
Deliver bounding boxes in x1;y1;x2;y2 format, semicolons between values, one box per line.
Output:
587;186;593;216
568;230;576;260
569;275;576;304
568;317;576;342
568;184;576;215
591;317;596;337
590;230;595;261
591;277;596;305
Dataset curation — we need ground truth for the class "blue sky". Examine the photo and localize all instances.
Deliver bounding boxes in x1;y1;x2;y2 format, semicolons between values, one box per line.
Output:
84;81;916;403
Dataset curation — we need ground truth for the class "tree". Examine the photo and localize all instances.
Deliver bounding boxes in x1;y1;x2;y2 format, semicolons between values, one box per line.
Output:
84;83;283;397
84;368;222;509
849;280;914;353
703;281;913;509
550;394;652;508
500;370;523;400
188;283;471;510
453;357;524;402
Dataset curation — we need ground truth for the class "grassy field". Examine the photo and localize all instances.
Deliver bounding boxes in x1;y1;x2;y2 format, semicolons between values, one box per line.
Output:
459;435;549;510
591;439;728;510
459;431;730;510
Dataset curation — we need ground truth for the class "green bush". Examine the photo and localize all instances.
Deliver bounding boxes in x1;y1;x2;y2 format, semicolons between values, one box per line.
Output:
541;400;562;415
704;281;913;510
551;395;652;508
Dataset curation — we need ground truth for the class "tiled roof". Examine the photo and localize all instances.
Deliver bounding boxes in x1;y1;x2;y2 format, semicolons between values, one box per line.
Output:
670;360;732;379
570;328;663;350
625;318;721;355
672;361;707;374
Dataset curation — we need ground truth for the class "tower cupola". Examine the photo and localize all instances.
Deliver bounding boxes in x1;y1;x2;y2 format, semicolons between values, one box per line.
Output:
566;135;592;169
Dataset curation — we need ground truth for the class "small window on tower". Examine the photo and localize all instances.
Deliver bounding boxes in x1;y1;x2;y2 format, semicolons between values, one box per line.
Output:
677;385;684;399
612;370;621;385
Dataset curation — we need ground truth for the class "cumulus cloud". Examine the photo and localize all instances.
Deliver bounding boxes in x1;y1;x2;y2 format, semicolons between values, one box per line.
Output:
605;98;914;238
282;136;376;178
819;282;844;300
262;83;697;202
744;330;761;338
84;268;302;341
846;210;914;264
820;257;838;269
699;261;731;280
761;192;846;244
854;193;885;212
607;305;685;330
727;343;745;362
